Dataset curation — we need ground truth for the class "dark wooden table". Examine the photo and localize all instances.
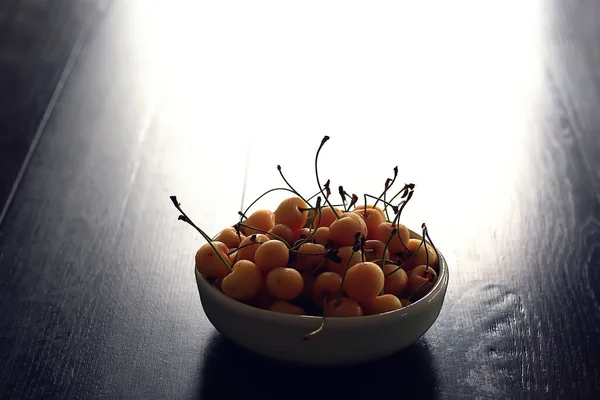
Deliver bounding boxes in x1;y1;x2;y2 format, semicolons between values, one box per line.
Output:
1;1;599;399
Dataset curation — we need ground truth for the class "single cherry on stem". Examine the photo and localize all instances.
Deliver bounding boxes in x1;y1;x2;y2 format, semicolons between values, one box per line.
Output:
383;263;408;297
383;250;419;277
383;223;436;274
302;196;324;226
236;234;270;262
312;271;343;306
240;209;275;236
295;243;326;272
195;241;231;280
329;214;367;247
363;239;391;267
170;195;232;273
267;224;295;245
310;205;340;229
407;265;438;301
352;204;386;219
214;227;245;249
254;240;290;273
353;207;385;241
311;227;330;246
274;197;309;232
236;220;290;247
343;261;385;303
294;197;324;248
221;260;263;301
403;238;438;271
376;222;410;254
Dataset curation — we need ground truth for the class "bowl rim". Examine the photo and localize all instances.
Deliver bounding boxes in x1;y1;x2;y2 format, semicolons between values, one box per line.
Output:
195;229;448;323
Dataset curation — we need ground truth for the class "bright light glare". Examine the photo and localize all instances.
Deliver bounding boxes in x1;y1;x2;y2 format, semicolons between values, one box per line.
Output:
132;0;546;263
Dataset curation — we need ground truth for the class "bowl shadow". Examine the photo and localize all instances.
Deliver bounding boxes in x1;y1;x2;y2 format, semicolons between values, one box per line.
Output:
198;332;439;400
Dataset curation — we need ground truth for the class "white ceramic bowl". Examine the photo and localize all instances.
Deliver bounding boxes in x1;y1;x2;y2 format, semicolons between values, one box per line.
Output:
195;232;449;366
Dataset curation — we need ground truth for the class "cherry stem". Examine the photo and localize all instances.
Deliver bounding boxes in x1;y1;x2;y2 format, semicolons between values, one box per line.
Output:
383;187;390;221
364;194;398;213
315;136;341;220
348;194;359;209
226;239;263;256
236;223;290;248
303;296;328;340
298;203;344;212
371;258;398;265
422;226;429;269
384;244;424;277
373;165;398;207
170;196;232;273
291;237;310;249
233;225;243;263
388;183;415;205
383;236;428;277
422;223;440;273
360;236;366;263
306;206;321;231
390;194;414;252
241;187;297;221
306;188;323;202
306;180;333;203
339;186;347;211
336;248;354;306
292;197;323;249
277;165;311;207
336;233;361;306
238;187;297;243
381;228;397;270
310;257;329;277
406;267;435;302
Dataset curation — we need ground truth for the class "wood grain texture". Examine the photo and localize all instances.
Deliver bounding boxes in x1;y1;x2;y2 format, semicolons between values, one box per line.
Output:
0;0;103;216
0;0;599;399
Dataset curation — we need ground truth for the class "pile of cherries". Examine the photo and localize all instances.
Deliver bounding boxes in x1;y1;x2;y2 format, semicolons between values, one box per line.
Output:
171;136;439;339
